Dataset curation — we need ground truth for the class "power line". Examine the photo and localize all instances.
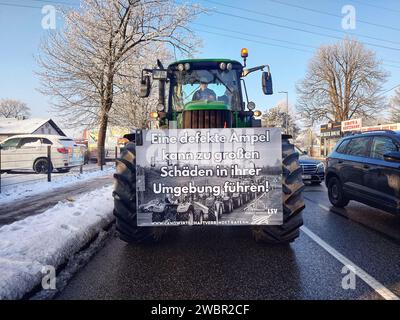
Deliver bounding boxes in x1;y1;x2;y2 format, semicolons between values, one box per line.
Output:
28;0;77;5
193;28;313;53
201;0;400;46
193;22;316;49
0;0;77;9
345;0;400;14
193;23;400;69
0;2;41;9
267;0;400;32
380;84;400;96
211;9;400;52
197;21;400;65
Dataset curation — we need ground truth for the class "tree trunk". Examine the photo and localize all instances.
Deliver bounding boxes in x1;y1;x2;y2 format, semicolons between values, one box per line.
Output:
97;110;108;166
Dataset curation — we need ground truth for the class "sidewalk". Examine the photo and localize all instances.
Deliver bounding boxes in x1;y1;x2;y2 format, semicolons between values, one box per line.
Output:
0;185;114;300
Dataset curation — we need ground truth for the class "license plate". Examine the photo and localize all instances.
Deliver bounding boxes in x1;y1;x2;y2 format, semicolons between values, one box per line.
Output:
302;175;312;180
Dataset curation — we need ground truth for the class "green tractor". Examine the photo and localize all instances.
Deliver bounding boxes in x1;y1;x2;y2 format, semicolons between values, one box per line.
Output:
113;49;305;244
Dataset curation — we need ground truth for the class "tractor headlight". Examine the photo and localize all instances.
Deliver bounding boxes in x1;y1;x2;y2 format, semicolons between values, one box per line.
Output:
253;110;262;117
184;63;191;71
149;111;158;119
219;62;226;70
227;63;233;70
177;63;185;72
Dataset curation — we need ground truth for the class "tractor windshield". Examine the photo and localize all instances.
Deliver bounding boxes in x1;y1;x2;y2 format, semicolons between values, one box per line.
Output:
171;69;241;111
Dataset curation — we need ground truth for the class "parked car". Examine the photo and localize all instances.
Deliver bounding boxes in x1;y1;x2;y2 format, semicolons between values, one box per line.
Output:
325;130;400;215
295;146;325;184
0;134;84;173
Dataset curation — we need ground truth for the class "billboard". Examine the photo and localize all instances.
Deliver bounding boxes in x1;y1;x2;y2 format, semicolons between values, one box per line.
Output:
135;128;283;226
341;118;362;132
320;122;342;138
360;122;400;132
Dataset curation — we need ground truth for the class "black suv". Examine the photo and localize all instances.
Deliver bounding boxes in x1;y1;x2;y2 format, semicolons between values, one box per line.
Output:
325;130;400;215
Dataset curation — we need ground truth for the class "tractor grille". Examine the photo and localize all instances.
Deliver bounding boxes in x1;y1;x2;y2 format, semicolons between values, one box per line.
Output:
301;164;317;174
182;110;232;129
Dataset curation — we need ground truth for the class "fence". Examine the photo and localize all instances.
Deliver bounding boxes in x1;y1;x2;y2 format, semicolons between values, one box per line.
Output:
0;145;118;194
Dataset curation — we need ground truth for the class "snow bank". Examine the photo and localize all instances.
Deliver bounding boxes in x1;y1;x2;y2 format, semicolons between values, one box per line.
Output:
0;166;114;204
0;185;114;300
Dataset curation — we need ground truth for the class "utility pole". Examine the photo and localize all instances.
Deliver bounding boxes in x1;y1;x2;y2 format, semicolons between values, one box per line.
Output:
278;91;289;134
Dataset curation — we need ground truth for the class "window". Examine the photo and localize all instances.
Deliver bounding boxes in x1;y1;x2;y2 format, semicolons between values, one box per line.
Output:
19;138;42;148
171;69;242;111
346;137;371;157
58;138;75;148
371;136;399;160
1;138;21;149
336;139;350;154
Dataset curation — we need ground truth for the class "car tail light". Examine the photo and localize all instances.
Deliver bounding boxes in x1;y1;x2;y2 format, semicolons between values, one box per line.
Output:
57;147;69;154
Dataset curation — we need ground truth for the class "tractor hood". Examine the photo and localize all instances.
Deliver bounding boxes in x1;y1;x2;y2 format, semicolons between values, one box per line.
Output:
184;101;230;111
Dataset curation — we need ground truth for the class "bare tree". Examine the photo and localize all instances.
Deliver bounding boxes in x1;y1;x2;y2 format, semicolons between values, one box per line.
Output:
0;99;31;118
261;102;300;138
297;38;388;125
108;45;172;128
37;0;202;163
389;88;400;123
295;127;319;154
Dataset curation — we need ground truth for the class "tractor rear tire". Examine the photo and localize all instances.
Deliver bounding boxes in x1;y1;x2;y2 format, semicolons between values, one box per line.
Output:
251;137;305;244
113;142;166;244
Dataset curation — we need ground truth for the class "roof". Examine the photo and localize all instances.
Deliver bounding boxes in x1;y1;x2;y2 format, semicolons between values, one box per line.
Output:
169;58;242;66
0;118;65;136
2;134;72;141
342;130;400;139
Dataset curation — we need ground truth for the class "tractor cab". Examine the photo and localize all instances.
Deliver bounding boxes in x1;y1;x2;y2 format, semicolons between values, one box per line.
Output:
140;49;273;129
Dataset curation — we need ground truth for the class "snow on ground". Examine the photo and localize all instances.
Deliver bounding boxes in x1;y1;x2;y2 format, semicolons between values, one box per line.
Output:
0;185;114;300
0;165;114;204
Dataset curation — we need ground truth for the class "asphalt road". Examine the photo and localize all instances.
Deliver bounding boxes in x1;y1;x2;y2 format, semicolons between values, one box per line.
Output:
56;182;400;300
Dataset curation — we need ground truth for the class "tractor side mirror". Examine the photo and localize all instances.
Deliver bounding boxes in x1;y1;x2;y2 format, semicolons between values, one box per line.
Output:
139;75;151;98
262;71;273;95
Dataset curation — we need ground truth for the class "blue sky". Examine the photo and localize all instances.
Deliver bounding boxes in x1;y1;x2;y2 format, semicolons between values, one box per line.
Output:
0;0;399;120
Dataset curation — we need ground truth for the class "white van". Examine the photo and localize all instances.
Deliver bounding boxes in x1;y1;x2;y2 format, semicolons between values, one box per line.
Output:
0;134;84;173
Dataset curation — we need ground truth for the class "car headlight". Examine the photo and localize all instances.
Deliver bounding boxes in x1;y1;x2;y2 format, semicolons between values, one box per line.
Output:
317;162;325;171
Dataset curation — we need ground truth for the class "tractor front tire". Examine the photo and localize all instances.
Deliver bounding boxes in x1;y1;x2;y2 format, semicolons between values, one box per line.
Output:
251;137;305;244
113;142;165;244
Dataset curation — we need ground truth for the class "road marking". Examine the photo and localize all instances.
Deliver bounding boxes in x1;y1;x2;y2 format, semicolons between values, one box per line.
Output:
303;195;330;212
317;203;330;212
301;226;399;300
